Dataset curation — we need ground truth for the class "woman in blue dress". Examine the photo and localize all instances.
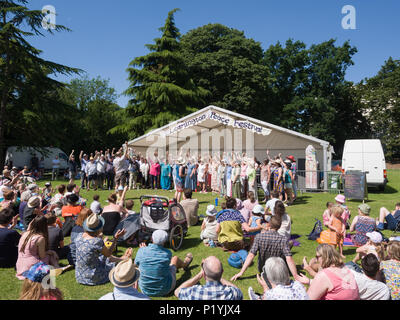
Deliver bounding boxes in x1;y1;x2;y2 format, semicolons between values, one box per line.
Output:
160;159;172;190
75;213;132;286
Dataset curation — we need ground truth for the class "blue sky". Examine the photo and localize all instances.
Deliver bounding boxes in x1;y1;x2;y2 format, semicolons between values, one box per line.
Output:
29;0;400;107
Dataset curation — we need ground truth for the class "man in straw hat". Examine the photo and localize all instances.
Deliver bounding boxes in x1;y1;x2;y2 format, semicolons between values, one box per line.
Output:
99;259;150;300
22;196;41;229
134;229;193;297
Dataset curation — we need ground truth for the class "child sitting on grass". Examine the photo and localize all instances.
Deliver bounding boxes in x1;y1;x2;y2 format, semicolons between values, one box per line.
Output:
323;202;334;227
328;205;346;259
247;204;265;247
200;205;218;246
352;231;385;264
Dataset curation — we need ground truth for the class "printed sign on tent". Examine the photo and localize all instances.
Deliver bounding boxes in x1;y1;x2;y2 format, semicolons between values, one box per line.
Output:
166;110;272;136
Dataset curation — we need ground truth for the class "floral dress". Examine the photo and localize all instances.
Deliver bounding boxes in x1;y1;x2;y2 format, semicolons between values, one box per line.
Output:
262;281;309;300
380;260;400;300
75;233;115;286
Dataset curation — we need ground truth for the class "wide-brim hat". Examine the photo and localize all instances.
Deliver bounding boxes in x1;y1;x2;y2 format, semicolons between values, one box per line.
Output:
335;194;346;204
109;259;140;288
27;196;41;208
206;204;218;216
286;156;296;162
83;213;105;233
66;193;79;204
366;231;383;244
177;157;185;165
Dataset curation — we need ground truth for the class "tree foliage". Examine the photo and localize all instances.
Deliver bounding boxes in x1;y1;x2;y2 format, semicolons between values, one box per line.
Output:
359;57;400;160
113;8;209;139
180;23;269;118
0;0;80;163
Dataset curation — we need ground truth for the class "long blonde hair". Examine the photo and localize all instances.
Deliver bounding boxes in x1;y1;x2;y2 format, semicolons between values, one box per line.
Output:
19;279;63;300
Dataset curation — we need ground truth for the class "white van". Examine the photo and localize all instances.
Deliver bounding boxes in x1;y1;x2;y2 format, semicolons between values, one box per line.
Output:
342;139;387;191
5;146;69;171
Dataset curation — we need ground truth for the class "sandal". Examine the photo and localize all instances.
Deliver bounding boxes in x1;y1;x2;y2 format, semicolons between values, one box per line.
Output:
183;253;193;271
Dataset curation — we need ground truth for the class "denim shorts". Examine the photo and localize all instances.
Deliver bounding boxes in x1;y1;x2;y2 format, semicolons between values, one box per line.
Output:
385;213;400;230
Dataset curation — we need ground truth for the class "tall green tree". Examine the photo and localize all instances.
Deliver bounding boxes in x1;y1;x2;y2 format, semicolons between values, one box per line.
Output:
359;57;400;160
0;0;80;164
180;23;269;119
59;76;126;153
113;8;209;139
265;39;369;154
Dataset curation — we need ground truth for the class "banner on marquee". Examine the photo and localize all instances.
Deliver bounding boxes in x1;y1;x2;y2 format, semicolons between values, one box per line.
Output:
167;110;272;136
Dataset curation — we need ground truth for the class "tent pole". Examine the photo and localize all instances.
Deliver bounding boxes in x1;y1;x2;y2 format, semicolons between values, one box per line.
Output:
323;143;328;191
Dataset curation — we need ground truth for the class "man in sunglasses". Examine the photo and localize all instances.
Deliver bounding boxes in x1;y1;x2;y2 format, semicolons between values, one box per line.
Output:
174;256;243;300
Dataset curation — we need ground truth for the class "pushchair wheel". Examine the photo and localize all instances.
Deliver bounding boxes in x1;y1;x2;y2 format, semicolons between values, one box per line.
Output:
169;224;184;251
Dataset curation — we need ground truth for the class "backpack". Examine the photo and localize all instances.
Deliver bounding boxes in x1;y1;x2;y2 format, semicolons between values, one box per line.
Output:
308;218;323;241
228;250;248;268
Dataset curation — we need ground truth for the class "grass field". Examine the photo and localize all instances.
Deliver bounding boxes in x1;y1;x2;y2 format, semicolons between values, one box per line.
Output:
1;170;399;300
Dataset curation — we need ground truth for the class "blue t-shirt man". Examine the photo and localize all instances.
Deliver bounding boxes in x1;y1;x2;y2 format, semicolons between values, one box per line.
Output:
134;242;173;297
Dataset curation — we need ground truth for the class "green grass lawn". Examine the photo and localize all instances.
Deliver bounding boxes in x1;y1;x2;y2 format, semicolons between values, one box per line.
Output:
1;170;399;300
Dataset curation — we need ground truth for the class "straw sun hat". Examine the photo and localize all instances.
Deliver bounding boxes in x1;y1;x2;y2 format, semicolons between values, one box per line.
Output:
109;259;140;288
83;213;105;233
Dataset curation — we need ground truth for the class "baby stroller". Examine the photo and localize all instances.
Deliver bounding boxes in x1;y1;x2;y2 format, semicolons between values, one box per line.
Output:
139;195;188;251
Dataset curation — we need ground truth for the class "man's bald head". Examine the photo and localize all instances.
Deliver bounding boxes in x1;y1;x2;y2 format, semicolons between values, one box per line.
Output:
203;256;223;282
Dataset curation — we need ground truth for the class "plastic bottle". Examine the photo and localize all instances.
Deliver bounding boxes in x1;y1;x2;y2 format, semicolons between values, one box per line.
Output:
215;197;218;207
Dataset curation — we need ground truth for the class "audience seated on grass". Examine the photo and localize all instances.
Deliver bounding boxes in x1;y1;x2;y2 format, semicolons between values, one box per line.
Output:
90;194;102;214
101;193;128;236
200;205;219;246
67;208;92;266
22;196;41;230
99;259;150;300
61;194;83;237
0;208;20;268
175;256;243;300
19;262;63;300
265;191;280;216
16;216;60;280
380;240;400;300
273;201;291;241
349;203;376;247
180;188;199;227
75;213;132;286
215;197;253;252
248;257;309;300
230;215;308;286
247;204;264;247
350;253;390;300
241;191;259;223
303;244;360;300
352;231;385;265
45;212;70;260
134;229;193;297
